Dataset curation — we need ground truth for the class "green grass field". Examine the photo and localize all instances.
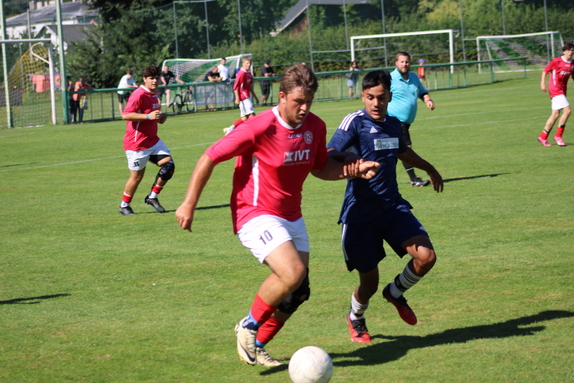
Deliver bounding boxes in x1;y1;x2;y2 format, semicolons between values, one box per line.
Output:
2;75;573;382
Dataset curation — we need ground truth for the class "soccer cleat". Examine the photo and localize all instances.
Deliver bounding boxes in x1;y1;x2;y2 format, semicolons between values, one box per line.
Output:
382;284;418;325
256;347;282;367
118;206;136;215
346;313;371;343
223;126;235;135
235;317;257;366
554;136;566;146
410;177;430;187
537;137;551;146
144;195;166;213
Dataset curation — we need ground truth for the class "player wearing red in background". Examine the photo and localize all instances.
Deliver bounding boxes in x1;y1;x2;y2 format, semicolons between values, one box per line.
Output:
223;56;260;135
176;64;379;367
119;64;173;215
538;42;574;147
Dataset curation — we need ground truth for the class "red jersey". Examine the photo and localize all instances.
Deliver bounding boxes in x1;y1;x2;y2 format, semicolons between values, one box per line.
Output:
206;107;330;233
233;69;253;101
544;56;574;98
122;86;161;151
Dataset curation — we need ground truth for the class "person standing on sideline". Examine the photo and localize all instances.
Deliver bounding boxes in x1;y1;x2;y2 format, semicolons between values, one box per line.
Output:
346;61;361;100
119;65;173;215
327;70;443;343
417;58;427;87
260;60;276;106
117;70;138;113
538;42;574;147
73;77;92;124
223;56;259;135
217;57;230;83
387;52;435;187
158;65;184;109
67;76;76;123
176;64;379;366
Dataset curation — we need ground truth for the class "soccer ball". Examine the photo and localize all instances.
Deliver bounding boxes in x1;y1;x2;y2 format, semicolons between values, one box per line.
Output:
288;346;333;383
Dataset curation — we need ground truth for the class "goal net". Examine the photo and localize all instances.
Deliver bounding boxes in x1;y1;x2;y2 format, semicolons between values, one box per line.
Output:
476;31;564;73
350;30;455;69
161;54;251;108
0;39;56;129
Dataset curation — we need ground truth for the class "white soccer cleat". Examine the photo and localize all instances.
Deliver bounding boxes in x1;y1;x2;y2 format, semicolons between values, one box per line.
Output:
235;317;257;365
256;347;282;367
223;126;235;135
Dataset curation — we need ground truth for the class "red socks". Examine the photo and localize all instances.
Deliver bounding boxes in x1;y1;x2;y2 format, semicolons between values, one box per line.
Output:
256;317;285;345
249;294;277;326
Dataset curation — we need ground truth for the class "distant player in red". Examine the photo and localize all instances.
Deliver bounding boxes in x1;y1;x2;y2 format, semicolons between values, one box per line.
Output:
223;56;260;135
538;42;574;146
119;64;173;215
417;58;426;86
176;64;379;367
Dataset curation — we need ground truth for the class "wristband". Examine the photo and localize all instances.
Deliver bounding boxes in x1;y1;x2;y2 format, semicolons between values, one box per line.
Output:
146;114;150;120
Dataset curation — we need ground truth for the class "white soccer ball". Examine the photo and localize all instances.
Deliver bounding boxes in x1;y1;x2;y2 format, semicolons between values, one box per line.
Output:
288;346;333;383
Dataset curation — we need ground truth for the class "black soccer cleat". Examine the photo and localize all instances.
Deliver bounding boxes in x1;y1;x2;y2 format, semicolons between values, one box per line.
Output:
119;205;136;215
144;195;166;213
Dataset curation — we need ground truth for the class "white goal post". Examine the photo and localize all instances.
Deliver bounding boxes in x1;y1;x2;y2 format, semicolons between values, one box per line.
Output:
1;38;56;128
350;29;455;70
476;31;564;73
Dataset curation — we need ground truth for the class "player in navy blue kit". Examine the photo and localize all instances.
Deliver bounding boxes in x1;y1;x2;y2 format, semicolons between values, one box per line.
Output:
327;70;443;343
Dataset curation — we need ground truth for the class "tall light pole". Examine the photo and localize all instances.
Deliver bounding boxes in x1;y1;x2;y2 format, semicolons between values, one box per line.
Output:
459;0;466;62
501;0;506;35
237;0;243;54
380;0;388;67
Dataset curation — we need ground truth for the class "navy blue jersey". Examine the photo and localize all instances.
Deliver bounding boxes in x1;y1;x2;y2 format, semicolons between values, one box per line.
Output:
327;109;412;224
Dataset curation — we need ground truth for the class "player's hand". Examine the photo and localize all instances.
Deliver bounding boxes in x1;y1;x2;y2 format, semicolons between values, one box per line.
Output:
158;113;168;124
175;204;195;232
341;154;362;178
426;99;435;111
149;110;162;120
356;161;380;179
427;169;444;193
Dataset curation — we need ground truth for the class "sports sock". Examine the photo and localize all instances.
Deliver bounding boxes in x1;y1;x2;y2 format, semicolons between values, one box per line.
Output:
243;294;278;330
149;184;163;199
556;125;565;138
539;130;550;140
255;317;284;347
349;292;369;321
121;193;133;207
402;161;417;182
390;261;422;298
234;118;245;128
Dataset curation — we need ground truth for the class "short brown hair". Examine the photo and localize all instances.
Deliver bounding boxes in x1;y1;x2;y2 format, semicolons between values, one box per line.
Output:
395;52;411;61
142;65;161;78
279;63;318;95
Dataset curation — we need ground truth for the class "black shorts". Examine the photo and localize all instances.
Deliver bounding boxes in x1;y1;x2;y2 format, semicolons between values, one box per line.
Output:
260;81;271;96
117;93;131;103
400;122;412;146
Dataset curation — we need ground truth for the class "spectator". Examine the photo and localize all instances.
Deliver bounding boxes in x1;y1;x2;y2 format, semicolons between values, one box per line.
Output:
260;60;275;106
117;70;138;113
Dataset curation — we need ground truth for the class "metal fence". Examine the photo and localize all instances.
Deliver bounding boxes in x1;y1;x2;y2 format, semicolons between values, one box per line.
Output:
1;57;528;128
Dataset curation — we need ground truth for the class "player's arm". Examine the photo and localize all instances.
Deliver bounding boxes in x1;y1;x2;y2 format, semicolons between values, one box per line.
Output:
176;153;216;232
123;110;163;121
398;148;443;193
420;92;434;111
251;88;259;104
541;70;549;92
327;148;364;178
176;76;185;84
311;156;379;181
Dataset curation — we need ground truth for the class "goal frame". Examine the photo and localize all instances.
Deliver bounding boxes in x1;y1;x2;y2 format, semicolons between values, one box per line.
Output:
476;31;564;73
1;38;56;128
350;29;455;71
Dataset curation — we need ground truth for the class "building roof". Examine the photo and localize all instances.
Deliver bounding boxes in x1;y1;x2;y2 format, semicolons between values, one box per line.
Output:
6;1;98;27
274;0;369;35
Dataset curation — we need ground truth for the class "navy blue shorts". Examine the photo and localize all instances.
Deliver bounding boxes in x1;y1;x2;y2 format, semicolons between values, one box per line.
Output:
341;204;428;273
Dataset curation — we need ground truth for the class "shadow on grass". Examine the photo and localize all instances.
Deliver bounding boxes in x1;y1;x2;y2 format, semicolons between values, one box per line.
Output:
0;293;71;305
443;173;509;183
259;310;573;375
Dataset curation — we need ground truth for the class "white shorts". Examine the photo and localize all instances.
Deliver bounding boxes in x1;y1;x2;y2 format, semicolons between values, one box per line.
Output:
239;97;255;117
551;94;570;110
125;139;171;171
237;215;309;263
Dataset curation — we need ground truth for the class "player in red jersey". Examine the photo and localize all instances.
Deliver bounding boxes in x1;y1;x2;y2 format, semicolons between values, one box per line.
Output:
223;56;260;135
119;65;172;215
176;64;379;367
538;42;574;147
